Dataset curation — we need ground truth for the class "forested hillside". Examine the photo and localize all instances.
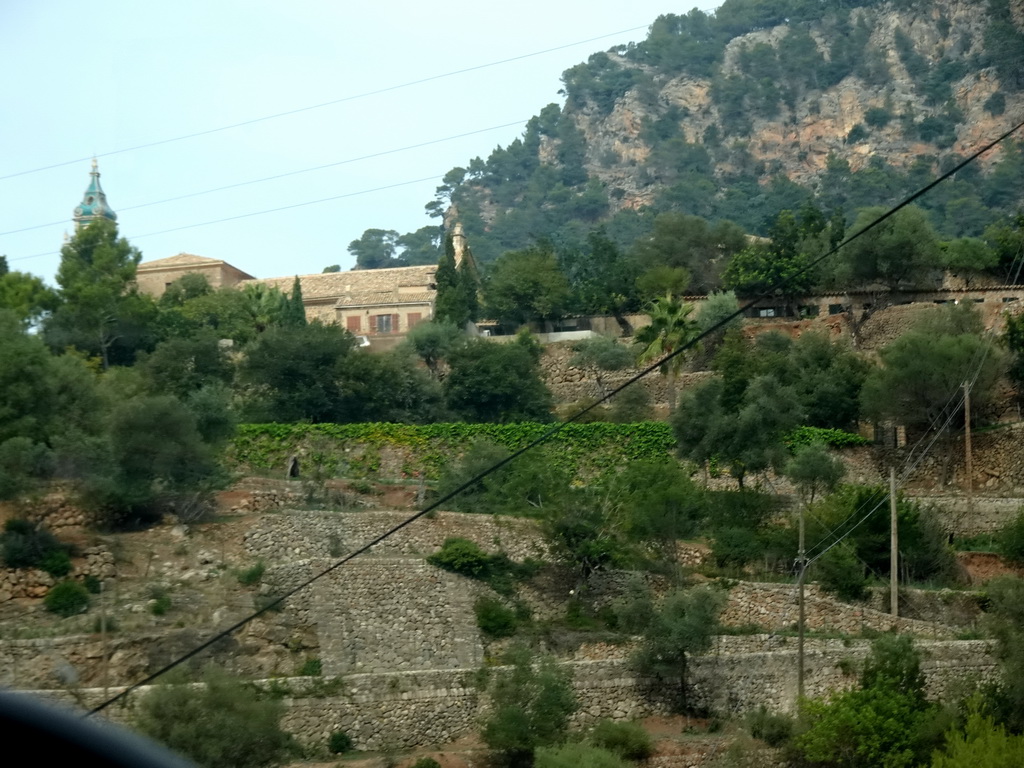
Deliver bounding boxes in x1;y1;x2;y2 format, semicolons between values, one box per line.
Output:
351;0;1024;307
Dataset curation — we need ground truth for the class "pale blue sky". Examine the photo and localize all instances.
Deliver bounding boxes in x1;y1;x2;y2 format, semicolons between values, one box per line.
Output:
1;1;719;283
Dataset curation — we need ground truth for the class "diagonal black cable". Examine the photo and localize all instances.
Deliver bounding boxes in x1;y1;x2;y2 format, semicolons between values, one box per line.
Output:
86;116;1024;715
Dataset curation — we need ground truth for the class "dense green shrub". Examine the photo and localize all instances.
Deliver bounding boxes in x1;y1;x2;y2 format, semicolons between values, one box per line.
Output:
236;561;266;586
427;538;538;596
1;519;72;576
475;596;519;638
846;123;869;144
135;667;295;768
328;730;353;754
148;586;172;616
535;743;629;768
589;719;654;760
984;91;1007;116
297;658;322;676
997;509;1024;565
39;549;72;578
807;485;958;586
864;106;892;128
427;538;491;578
44;579;90;617
815;541;867;601
711;526;762;569
744;706;794;747
483;646;577;766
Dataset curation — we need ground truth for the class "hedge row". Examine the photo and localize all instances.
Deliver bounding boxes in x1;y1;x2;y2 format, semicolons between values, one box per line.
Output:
229;422;677;480
229;422;868;482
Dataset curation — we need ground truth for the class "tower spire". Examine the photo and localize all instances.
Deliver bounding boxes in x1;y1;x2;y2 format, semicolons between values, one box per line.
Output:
73;159;117;230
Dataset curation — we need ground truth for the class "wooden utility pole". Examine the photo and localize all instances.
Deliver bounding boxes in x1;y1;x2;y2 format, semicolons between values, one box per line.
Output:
100;579;109;698
797;505;806;701
890;467;899;618
964;381;974;517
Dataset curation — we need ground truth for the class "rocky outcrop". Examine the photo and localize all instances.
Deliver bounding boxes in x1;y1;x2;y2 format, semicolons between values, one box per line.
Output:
578;1;1022;216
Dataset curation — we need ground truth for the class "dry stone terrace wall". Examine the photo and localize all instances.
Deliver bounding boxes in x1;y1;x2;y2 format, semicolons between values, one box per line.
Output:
34;640;996;751
0;547;113;603
910;495;1024;537
244;509;548;562
264;558;484;675
690;639;996;715
720;582;956;639
887;423;1024;495
538;340;715;406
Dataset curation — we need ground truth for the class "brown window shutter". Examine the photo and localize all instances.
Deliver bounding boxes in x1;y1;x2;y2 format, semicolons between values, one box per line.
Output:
408;312;422;329
392;313;400;333
346;315;361;333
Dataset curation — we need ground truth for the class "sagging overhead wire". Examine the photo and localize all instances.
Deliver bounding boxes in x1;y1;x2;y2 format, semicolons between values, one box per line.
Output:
0;26;651;181
86;116;1024;716
801;221;1024;564
9;174;445;264
0;120;528;238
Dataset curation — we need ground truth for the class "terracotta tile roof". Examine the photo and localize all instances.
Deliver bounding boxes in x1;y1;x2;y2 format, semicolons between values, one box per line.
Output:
337;290;435;307
244;265;437;303
138;253;226;270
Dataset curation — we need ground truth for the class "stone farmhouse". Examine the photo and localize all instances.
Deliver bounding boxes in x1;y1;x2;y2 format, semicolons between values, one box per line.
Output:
135;253;437;342
71;162;445;343
244;266;437;336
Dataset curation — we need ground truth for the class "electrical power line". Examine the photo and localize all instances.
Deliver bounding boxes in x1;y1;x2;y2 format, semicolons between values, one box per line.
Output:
9;174;445;263
0;120;527;238
802;233;1024;564
0;26;651;181
86;117;1024;716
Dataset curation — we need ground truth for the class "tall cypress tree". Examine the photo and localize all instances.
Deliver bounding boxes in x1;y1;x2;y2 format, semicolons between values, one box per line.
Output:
434;233;478;327
286;276;307;326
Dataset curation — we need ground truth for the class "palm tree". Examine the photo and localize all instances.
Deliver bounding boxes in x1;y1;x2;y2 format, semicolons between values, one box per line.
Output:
634;293;698;412
241;283;288;333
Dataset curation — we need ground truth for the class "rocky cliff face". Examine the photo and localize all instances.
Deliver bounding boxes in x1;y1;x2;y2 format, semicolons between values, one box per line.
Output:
570;0;1023;215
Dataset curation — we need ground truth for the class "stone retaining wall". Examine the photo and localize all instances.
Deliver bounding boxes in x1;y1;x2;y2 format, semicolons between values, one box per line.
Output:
15;488;96;531
258;554;484;676
910;494;1024;536
0;546;113;603
32;640;996;752
0;567;54;601
244;509;548;563
720;582;956;638
539;340;715;407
